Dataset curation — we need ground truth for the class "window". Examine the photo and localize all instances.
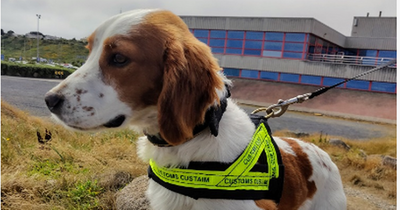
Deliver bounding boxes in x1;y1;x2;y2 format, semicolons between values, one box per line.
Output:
283;52;302;59
244;50;261;55
280;73;299;82
225;31;245;55
211;47;224;54
246;31;263;40
346;80;370;90
263;50;281;57
197;38;208;44
209;39;225;47
223;68;240;77
265;32;284;41
226;40;243;48
264;42;282;51
378;51;396;58
323;77;344;87
285;33;305;42
260;71;279;80
370;82;396;93
359;50;377;57
301;75;321;85
244;40;262;56
210;30;226;38
194;30;208;38
227;31;244;39
209;30;226;54
245;41;262;49
241;70;259;78
284;43;304;52
226;48;242;54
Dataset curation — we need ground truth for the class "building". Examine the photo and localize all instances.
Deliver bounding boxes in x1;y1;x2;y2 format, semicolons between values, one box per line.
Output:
180;15;396;94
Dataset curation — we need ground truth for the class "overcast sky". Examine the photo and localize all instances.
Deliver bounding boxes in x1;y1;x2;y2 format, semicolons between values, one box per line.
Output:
1;0;397;39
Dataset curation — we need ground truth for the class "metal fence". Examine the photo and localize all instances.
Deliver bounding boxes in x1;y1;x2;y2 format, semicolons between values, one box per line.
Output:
306;53;396;68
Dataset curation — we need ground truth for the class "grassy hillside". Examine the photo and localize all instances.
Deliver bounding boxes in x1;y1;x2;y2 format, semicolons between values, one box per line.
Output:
1;34;89;65
1;102;396;209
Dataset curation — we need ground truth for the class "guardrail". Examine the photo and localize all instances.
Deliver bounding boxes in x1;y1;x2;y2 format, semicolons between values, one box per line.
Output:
306;54;396;67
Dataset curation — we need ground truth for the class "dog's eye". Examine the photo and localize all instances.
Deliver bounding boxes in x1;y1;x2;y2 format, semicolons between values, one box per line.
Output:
112;54;128;66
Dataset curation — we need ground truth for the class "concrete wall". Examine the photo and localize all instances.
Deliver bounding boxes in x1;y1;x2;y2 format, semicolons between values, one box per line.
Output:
351;17;396;38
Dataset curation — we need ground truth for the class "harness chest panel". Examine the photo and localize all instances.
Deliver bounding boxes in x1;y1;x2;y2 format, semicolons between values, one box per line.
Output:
148;117;284;202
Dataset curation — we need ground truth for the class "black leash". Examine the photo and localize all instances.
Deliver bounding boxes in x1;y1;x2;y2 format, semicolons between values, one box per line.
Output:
252;59;397;118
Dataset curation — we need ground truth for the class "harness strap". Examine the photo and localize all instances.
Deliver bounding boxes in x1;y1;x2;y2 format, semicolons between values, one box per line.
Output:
148;119;284;202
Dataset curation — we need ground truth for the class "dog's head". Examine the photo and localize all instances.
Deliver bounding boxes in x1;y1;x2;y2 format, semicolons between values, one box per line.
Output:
45;9;225;146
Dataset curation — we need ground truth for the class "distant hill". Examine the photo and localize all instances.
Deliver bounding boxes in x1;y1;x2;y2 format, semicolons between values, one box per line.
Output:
1;32;89;66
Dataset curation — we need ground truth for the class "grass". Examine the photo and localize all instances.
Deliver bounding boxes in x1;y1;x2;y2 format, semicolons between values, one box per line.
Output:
1;101;146;209
1;102;396;209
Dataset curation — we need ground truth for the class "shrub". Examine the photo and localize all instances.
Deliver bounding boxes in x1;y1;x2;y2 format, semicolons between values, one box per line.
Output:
1;61;73;79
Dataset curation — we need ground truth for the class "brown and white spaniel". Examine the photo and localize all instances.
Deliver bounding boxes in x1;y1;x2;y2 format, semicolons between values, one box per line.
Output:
45;9;346;210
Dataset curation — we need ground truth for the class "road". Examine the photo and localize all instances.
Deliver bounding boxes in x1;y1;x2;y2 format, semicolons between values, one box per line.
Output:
1;75;396;140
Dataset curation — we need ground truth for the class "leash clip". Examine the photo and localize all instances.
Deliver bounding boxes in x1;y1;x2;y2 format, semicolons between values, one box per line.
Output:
251;93;311;119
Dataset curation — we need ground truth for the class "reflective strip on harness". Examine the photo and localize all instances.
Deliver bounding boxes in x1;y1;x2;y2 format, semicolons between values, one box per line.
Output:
149;123;280;191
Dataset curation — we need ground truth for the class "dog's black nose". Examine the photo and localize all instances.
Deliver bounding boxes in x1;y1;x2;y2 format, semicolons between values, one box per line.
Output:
44;93;64;115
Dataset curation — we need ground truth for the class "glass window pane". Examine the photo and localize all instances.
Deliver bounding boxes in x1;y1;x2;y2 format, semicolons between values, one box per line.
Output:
285;33;305;42
226;40;243;48
359;50;377;57
263;50;281;57
284;43;304;52
280;73;299;82
283;52;302;59
223;68;240;77
378;51;396;58
194;29;208;38
323;77;344;87
244;49;261;55
308;46;315;53
241;69;259;78
260;71;278;80
210;30;226;38
371;82;396;93
211;47;224;54
264;42;282;50
346;80;370;90
362;58;376;65
226;48;242;54
246;31;263;40
209;39;225;47
228;31;244;39
245;41;262;49
301;75;321;85
265;32;284;41
309;35;316;45
197;38;208;44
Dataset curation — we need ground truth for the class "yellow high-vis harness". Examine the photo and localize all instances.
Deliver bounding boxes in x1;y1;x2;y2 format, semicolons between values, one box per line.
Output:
148;118;285;202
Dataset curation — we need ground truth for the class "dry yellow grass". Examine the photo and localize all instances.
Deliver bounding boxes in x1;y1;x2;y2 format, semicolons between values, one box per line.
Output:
1;102;396;209
1;101;147;209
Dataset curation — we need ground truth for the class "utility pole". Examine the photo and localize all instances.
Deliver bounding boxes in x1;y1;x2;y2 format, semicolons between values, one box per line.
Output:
36;14;41;62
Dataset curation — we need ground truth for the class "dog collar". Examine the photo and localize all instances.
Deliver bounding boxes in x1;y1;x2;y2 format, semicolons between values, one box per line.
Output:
145;87;231;147
148;117;285;202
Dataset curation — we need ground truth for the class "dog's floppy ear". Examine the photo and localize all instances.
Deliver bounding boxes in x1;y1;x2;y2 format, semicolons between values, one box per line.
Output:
158;36;224;145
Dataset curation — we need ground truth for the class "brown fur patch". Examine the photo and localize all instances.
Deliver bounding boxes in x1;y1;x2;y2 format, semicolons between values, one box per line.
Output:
145;11;224;145
99;11;223;145
255;138;317;210
86;32;95;53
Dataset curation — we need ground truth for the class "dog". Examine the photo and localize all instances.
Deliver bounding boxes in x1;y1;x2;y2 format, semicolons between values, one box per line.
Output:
45;9;346;210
